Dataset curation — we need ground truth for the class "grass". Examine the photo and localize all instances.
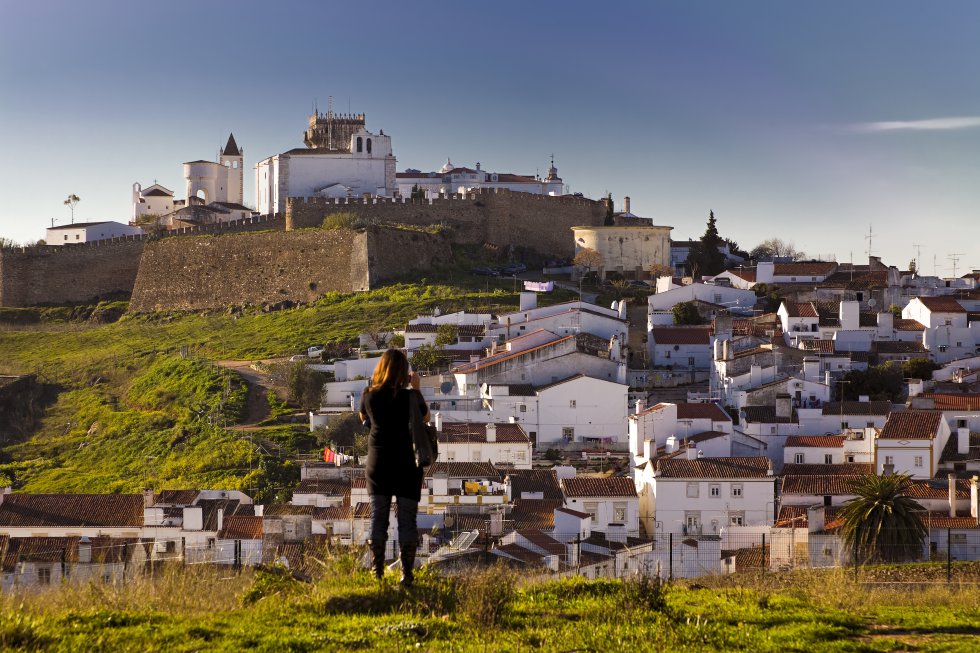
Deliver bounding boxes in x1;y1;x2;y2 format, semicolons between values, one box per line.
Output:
2;558;980;651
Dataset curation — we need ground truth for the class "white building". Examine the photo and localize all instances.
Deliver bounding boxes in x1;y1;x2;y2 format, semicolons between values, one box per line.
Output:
876;410;947;478
560;477;639;533
396;158;563;198
131;183;175;220
184;134;244;206
647;282;757;325
46;221;143;245
649;326;713;370
436;420;533;468
255;110;395;215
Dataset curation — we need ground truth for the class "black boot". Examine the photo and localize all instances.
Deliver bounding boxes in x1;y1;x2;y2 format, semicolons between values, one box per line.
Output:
399;545;417;588
371;545;386;580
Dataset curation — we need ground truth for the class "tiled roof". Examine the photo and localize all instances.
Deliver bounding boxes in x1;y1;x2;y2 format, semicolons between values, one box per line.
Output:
507;470;563;501
773;262;837;277
784;435;846;448
556;506;590;519
0;494;144;528
452;333;574;373
560;477;636;498
921;512;980;529
223;133;242;156
262;504;317;516
732;545;769;569
509;499;562;529
154;490;201;505
927;394;980;411
315;506;354;520
820;270;890;290
651;327;711;345
741;406;797;424
727;268;757;282
775;505;844;530
676;403;731;421
780;463;874;476
879;410;942;440
218;515;263;540
535;374;592;393
655;457;772;479
905;478;971;500
917;296;967;314
517;528;566;556
937;430;980;464
293;479;351;496
821;401;892;417
895;319;926;331
800;339;835;353
440;422;530;444
426;461;503;480
780;475;860;495
142;188;173;197
47;221;114;230
495;542;545;565
783;302;819;318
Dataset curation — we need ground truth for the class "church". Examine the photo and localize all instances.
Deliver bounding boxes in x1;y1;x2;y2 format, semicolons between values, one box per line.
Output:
254;108;396;215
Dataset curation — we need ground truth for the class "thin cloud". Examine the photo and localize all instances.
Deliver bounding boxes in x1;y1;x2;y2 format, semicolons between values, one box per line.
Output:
852;116;980;132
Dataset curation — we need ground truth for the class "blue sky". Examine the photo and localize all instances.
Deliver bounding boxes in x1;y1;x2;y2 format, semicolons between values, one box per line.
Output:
1;1;978;274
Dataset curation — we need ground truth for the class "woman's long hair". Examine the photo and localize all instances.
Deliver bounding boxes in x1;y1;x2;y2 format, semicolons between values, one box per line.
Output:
369;348;410;395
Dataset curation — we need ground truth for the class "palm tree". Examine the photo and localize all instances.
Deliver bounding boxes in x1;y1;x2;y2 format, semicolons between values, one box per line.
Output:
838;474;927;564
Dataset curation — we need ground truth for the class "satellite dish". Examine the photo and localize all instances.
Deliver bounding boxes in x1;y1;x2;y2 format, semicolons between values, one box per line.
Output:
440;381;453;394
867;298;877;308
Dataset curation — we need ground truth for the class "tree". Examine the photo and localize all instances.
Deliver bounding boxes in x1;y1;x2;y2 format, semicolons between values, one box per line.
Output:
435;324;458;347
685;210;726;277
283;361;327;411
672;301;704;325
608;278;630;300
64;193;80;224
410;344;441;371
749;238;805;262
902;357;941;381
836;363;904;402
888;303;902;318
646;263;674;280
724;238;750;259
0;237;18;250
838;474;927;563
410;184;427;201
573;247;603;279
363;327;391;350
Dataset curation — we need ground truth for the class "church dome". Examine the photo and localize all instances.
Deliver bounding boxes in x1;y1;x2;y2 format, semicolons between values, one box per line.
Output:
439;158;454;174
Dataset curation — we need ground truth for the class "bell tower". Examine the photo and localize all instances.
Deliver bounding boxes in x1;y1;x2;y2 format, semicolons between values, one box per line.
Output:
219;133;244;204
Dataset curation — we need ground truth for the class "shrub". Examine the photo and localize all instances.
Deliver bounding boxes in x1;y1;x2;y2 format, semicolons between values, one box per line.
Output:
321;212;373;230
456;564;516;628
620;574;670;613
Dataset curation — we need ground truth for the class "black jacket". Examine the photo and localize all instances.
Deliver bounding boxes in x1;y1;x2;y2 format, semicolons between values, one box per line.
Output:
359;388;426;501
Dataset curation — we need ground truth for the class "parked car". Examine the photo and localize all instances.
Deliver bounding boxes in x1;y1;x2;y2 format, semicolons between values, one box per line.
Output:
629;280;651;288
471;267;499;276
307;345;325;358
500;263;527;275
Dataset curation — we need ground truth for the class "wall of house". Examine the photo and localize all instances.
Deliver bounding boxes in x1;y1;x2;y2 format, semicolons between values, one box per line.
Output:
537;377;629;446
652;476;775;536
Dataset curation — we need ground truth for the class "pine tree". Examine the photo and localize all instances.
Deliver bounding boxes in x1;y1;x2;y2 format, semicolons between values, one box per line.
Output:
685;210;726;277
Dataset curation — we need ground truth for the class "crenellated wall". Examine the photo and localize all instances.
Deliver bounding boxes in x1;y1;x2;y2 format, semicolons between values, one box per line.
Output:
286;188;605;258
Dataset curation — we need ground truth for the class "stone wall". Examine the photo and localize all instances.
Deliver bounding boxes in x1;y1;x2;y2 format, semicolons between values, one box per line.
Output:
128;226;448;312
0;240;145;307
286;189;605;258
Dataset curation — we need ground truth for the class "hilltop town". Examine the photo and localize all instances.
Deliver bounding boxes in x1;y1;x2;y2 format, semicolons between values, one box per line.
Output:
0;102;979;591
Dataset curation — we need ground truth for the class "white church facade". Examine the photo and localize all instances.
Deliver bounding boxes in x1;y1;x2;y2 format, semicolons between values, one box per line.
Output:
254;110;396;215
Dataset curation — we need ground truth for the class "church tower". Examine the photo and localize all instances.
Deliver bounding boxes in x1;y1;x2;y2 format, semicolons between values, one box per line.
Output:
219;133;244;204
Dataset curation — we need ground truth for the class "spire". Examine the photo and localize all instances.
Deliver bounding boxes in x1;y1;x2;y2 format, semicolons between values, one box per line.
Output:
223;133;242;156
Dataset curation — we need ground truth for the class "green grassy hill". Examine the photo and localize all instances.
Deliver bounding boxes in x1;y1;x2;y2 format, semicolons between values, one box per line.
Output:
0;280;574;496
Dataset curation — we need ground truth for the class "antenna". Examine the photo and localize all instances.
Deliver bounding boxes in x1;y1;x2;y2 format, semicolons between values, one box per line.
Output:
949;253;965;278
912;242;922;269
328;95;333;116
864;224;874;259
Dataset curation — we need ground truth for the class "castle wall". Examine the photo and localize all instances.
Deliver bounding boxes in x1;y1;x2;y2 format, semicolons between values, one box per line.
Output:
365;227;452;286
0;240;145;307
286;189;605;258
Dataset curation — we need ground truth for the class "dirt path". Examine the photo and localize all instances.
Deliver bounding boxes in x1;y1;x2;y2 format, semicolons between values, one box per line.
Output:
217;359;283;427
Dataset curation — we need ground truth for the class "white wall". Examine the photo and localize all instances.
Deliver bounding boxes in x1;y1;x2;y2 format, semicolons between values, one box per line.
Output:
651;476;774;536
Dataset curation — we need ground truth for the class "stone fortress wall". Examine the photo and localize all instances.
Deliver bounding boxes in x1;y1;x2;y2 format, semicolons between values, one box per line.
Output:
0;191;601;310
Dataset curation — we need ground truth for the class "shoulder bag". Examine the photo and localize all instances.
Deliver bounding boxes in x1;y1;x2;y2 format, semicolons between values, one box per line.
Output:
409;389;439;468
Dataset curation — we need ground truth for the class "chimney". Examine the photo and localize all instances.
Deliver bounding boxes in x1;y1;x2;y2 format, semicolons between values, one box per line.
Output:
432;472;448;496
254;504;264;517
490;510;503;537
519;292;537;311
858;395;870;403
882;463;895;476
566;540;579;567
643;438;655;460
635;399;646;415
665;435;677;454
609;335;622;360
775;393;792;420
908;379;924;398
949;473;957;518
217;507;224;534
434;412;443;432
971;476;979;522
0;486;10;506
803;357;819;382
78;536;92;564
143;489;155;508
958;427;970;455
607;523;627;543
807;504;825;534
686;442;697;460
623;196;631;214
486;423;497;442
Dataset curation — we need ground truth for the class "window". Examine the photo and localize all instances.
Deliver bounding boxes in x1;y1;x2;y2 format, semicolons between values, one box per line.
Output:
914;456;923;468
729;513;745;526
562;427;574;440
731;484;743;498
841;421;849;429
685;512;701;531
207;538;216;549
884;455;894;465
569;400;576;408
37;567;51;585
64;235;68;241
770;427;777;435
519;404;526;413
613;503;627;522
952;533;968;545
584;502;598;519
366;138;372;154
794;453;804;464
846;455;855;463
515;451;526;462
356;136;363;152
709;484;720;497
471;450;481;462
686;482;699;498
939;345;948;353
824;454;833;464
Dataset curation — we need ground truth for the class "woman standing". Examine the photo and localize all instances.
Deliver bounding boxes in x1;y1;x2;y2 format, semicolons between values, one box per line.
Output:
358;348;429;586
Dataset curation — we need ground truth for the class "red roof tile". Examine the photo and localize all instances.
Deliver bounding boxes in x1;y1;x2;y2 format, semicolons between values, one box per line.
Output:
916;296;967;313
440;422;530;444
218;515;263;540
879;410;942;440
676;403;732;421
784;435;846;448
783;302;819;318
773;262;837;277
655;457;772;479
560;477;636;498
780;475;860;495
0;494;144;528
926;394;980;411
895;319;926;331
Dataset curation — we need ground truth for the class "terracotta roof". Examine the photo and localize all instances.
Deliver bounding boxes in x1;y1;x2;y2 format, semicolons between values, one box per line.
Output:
560;477;636;498
779;463;874;476
905;478;972;500
651;327;711;346
509;499;562;529
426;461;503;480
937;430;980;464
773;262;837;277
732;544;769;569
784;435;846;448
800;339;835;353
727;268;757;282
820;270;890;290
741;406;797;424
556;506;590;519
821;401;892;417
517;528;566;556
452;333;574;373
218;515;263;540
783;302;819;318
775;505;844;529
315;506;354;520
655;457;771;479
262;504;317;516
154;490;201;505
495;542;545;565
293;479;351;496
780;475;860;495
676;403;731;421
879;410;942;440
0;494;144;528
895;319;926;331
916;296;967;313
926;394;980;411
508;470;563;501
439;422;530;444
921;512;980;529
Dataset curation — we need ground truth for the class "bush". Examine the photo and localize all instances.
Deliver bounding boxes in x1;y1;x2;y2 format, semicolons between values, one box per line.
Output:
456;564;516;628
321;212;373;230
620;574;670;613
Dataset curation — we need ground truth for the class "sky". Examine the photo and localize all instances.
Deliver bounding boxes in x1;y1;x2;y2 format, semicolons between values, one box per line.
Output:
1;0;978;276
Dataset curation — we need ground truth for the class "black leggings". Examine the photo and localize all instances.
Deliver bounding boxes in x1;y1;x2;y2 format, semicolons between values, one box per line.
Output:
370;494;419;549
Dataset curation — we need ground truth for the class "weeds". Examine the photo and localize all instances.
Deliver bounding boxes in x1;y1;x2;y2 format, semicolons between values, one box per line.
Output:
455;564;517;628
